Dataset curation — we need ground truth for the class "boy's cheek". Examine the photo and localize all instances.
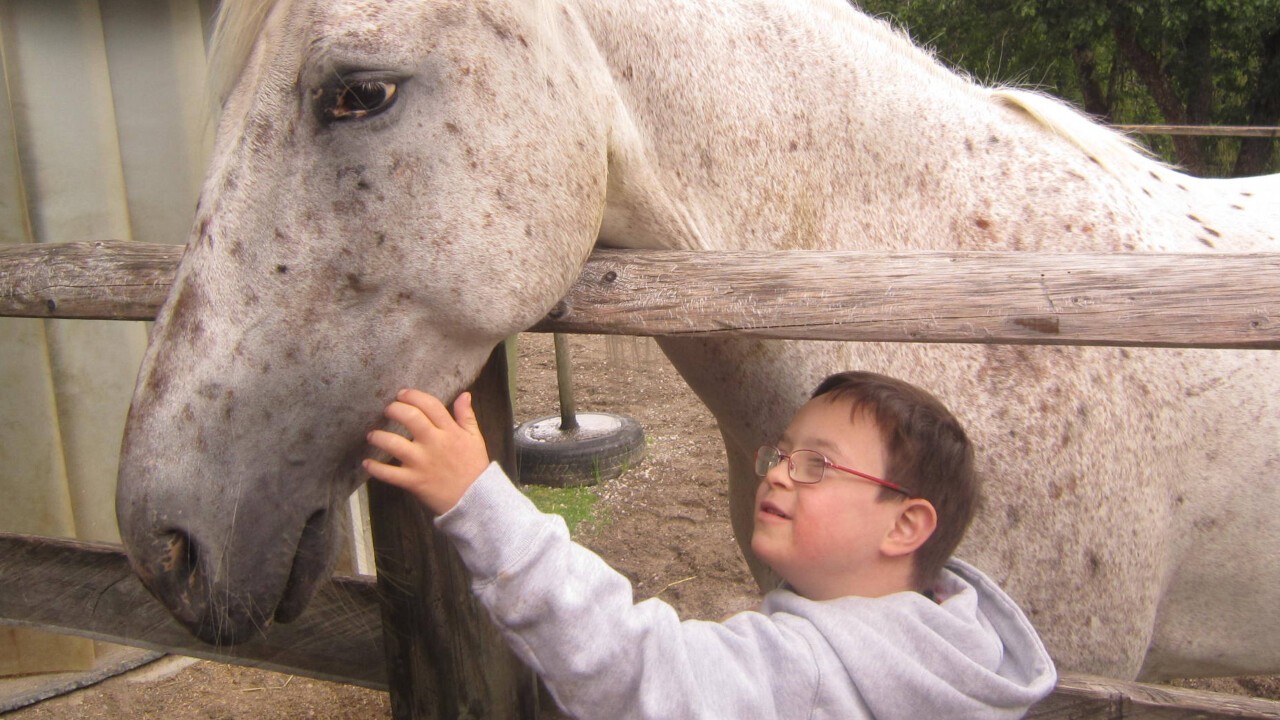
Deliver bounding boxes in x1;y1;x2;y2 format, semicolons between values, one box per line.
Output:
748;530;764;561
749;526;779;564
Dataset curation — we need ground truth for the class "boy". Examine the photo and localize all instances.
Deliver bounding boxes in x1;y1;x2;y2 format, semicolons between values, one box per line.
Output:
364;371;1056;719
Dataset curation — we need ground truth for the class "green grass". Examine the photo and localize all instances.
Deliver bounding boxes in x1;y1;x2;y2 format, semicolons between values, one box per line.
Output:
521;484;604;536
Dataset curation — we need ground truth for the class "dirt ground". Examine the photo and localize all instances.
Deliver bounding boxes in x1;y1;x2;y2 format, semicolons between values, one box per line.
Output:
5;334;1277;718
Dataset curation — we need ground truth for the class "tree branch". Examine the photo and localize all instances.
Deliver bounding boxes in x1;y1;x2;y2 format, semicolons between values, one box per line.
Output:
1233;26;1280;176
1071;44;1112;119
1109;7;1208;173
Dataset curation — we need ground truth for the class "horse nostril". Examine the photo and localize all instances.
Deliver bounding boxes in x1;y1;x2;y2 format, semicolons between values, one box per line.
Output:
158;528;201;585
130;526;220;639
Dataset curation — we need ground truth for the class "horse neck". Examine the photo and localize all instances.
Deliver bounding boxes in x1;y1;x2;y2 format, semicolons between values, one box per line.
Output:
577;0;1278;254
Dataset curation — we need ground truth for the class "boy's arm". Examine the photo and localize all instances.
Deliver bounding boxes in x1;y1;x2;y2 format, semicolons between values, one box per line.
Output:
436;464;820;719
365;390;819;719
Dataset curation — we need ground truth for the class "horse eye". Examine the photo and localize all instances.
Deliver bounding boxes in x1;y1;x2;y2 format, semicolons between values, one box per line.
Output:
322;80;398;123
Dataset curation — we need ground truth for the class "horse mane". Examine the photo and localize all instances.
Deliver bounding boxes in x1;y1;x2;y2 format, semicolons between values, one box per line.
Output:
207;0;283;111
991;88;1160;176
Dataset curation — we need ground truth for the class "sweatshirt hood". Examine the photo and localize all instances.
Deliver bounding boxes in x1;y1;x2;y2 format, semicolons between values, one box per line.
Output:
764;558;1056;719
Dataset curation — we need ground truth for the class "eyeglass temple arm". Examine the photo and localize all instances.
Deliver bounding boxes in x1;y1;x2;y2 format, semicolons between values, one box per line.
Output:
827;460;913;496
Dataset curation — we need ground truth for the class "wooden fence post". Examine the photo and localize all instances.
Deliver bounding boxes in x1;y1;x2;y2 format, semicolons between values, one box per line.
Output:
367;344;538;719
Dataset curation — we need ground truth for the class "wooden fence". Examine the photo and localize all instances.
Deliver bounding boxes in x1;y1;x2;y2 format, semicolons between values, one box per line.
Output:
1114;124;1280;138
3;241;1280;719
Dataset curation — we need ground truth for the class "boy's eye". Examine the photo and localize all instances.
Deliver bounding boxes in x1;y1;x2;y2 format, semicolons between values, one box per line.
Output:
790;450;828;482
802;456;826;472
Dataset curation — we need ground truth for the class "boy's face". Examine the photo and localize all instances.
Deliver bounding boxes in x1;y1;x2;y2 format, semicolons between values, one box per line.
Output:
751;395;908;600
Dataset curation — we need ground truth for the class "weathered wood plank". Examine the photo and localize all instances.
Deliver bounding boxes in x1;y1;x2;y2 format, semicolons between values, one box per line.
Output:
5;527;1277;720
368;346;539;719
535;249;1280;349
4;241;1280;349
0;241;181;320
0;533;386;689
1113;124;1280;138
1030;673;1280;719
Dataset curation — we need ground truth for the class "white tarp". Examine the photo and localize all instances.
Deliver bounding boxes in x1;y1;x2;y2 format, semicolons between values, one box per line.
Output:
0;0;209;675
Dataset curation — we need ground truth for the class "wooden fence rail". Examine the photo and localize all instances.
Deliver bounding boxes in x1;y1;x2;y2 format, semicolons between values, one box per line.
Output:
0;534;385;688
4;532;1279;718
4;240;1280;718
1113;124;1280;138
4;241;1280;349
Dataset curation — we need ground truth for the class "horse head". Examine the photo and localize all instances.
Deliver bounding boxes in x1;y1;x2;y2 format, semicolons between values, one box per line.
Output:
116;0;609;644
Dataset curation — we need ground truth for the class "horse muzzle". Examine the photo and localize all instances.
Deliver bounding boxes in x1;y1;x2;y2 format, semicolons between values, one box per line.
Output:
120;497;338;646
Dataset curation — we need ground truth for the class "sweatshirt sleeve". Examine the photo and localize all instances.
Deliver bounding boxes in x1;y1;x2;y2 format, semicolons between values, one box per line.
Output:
434;463;820;720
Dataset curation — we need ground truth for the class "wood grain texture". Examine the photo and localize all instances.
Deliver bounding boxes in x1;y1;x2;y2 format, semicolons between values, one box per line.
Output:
0;241;181;320
4;241;1279;348
1112;124;1280;138
0;533;385;689
367;347;539;720
6;532;1280;717
533;249;1280;349
1030;674;1280;718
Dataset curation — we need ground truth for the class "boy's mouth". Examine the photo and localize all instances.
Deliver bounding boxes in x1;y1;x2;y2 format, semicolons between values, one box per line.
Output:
759;500;790;520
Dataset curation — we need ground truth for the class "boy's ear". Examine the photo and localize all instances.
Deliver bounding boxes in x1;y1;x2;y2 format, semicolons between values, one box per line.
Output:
881;499;937;558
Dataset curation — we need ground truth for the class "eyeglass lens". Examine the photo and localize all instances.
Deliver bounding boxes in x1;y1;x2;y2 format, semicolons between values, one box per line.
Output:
754;446;826;484
754;446;780;477
787;450;826;483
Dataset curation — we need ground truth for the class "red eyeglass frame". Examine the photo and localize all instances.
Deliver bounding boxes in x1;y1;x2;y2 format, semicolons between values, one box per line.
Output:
757;446;914;496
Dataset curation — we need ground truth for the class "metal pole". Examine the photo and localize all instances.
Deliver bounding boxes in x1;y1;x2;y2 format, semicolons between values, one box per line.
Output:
552;333;579;431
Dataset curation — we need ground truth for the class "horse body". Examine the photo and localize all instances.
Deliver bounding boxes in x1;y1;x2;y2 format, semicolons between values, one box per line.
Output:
116;0;1280;680
583;0;1280;679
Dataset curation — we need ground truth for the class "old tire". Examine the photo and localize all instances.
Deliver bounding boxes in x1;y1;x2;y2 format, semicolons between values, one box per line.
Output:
515;412;646;488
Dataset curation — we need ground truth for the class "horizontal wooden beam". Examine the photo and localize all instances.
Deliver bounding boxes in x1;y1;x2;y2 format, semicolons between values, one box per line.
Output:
534;248;1280;349
1113;124;1280;138
0;241;180;320
0;533;386;689
3;241;1280;349
1030;674;1280;719
4;537;1279;716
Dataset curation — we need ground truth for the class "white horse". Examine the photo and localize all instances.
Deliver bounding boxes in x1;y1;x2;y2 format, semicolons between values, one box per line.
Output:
115;0;1280;681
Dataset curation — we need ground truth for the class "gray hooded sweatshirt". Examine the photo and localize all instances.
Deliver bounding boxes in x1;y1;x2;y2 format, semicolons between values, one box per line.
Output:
436;463;1057;719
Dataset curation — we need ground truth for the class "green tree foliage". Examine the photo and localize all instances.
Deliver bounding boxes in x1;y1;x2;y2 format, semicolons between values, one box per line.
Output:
856;0;1280;176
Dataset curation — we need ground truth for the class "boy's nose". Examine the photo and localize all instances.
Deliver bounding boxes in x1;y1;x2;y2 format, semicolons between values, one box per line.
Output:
765;460;793;488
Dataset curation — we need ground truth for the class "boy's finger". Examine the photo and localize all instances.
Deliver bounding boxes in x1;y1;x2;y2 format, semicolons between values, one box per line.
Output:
397;389;456;430
367;429;419;461
362;458;419;489
453;392;479;432
384;401;434;439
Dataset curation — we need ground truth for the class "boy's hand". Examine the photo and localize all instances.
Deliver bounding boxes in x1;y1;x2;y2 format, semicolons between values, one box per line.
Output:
364;389;491;515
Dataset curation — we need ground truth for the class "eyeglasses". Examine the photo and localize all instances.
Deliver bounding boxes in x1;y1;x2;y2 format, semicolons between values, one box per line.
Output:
754;445;913;496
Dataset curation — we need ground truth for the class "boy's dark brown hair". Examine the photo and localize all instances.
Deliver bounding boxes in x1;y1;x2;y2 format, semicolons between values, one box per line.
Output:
811;371;977;591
